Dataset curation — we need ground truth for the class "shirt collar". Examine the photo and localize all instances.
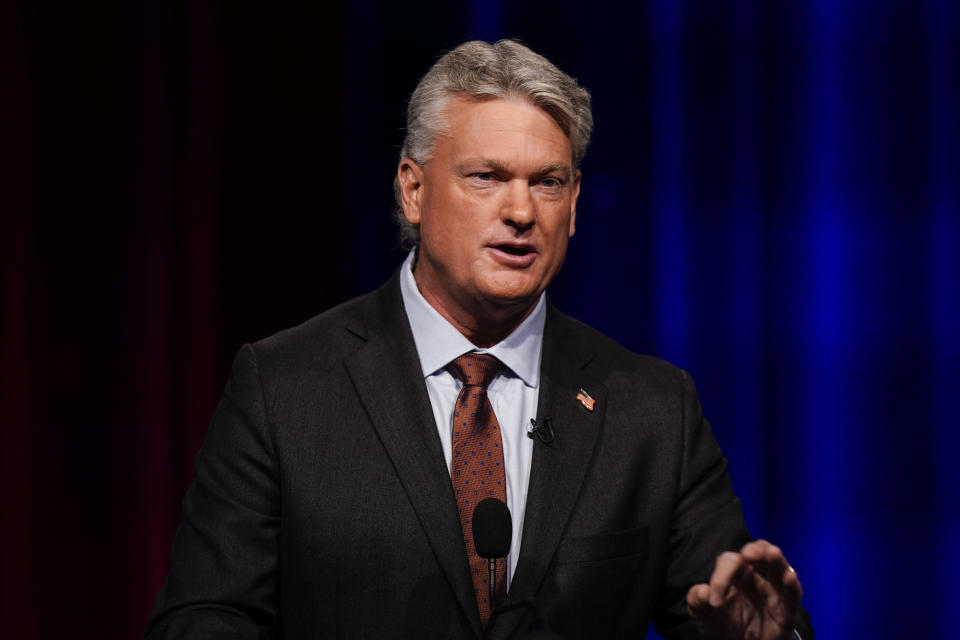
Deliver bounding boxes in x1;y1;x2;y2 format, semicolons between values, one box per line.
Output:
399;249;544;388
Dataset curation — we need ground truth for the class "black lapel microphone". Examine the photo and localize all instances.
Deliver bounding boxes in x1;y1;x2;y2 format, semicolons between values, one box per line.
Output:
473;498;512;611
528;417;555;444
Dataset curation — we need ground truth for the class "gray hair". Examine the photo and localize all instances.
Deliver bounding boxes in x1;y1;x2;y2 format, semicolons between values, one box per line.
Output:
393;39;593;248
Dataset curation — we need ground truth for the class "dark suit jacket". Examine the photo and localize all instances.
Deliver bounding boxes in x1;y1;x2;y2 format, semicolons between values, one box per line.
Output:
146;271;812;639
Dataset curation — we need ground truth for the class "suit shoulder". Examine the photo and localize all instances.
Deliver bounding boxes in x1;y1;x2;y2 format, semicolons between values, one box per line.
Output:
548;307;689;395
551;308;681;373
242;286;384;375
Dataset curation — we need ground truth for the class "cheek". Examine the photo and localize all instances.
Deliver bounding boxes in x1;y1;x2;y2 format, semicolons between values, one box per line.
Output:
424;192;472;238
433;215;471;249
547;215;573;250
549;239;569;269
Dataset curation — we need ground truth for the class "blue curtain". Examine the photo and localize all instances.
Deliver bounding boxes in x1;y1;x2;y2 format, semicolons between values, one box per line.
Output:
455;1;958;637
3;1;956;637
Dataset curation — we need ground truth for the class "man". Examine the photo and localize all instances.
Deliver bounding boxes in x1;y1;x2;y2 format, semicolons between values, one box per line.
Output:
147;40;812;639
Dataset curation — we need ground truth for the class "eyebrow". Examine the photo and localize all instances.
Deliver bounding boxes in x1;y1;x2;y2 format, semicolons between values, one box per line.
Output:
456;158;512;174
457;158;573;180
533;163;573;180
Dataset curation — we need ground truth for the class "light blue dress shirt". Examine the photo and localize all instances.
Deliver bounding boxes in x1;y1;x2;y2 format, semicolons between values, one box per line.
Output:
399;250;544;585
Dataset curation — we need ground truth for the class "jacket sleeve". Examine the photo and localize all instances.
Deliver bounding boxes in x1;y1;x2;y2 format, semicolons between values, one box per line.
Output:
145;344;280;640
652;370;814;639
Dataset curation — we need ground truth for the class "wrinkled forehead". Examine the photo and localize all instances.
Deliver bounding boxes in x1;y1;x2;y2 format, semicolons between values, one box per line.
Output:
430;95;575;167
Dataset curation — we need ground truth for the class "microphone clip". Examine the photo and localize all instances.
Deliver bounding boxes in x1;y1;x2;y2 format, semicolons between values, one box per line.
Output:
528;417;555;444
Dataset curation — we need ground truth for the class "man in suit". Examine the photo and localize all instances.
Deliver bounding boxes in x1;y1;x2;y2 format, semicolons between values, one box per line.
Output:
147;40;811;639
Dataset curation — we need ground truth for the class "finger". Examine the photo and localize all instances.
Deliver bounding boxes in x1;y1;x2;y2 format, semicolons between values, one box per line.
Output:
708;551;748;606
780;562;804;614
740;540;791;592
739;538;772;561
686;583;713;620
751;559;804;629
738;540;805;627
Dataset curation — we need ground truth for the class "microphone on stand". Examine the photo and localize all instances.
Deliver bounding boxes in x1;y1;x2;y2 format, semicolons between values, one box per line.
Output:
475;500;565;639
473;498;512;611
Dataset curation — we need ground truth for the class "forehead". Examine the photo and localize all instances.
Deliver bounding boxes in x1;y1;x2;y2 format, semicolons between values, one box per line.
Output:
435;96;573;168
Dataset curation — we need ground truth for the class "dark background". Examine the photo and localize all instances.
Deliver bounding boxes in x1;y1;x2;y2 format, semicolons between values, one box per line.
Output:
2;1;957;638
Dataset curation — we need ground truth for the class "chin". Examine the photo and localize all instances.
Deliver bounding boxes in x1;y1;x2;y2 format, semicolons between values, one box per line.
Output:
481;284;540;309
475;269;548;308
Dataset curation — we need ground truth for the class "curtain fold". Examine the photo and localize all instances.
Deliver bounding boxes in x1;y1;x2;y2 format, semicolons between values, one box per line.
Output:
1;1;956;637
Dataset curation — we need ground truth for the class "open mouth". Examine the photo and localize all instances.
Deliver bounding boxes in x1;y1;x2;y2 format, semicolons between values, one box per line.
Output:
494;244;533;256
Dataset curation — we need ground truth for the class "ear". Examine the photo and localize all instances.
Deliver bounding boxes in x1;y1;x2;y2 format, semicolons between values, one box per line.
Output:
568;169;581;237
397;158;425;225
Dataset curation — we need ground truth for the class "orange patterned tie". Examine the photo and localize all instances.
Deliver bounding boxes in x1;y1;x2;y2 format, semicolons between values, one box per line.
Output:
447;353;508;629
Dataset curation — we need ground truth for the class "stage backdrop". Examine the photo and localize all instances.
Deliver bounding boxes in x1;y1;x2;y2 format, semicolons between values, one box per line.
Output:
1;1;957;638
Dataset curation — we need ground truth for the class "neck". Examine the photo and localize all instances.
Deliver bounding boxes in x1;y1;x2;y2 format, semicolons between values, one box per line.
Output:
411;253;537;348
421;289;536;348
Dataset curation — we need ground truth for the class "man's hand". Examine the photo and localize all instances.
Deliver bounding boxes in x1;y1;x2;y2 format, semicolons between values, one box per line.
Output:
686;540;803;640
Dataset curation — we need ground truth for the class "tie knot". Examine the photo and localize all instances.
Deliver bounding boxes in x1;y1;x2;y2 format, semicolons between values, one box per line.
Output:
446;353;503;389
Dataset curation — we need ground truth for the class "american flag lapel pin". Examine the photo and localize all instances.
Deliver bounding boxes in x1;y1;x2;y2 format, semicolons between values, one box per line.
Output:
576;388;595;411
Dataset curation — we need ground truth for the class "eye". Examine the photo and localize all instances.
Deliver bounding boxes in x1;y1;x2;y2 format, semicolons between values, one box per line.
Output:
466;171;500;188
538;176;564;191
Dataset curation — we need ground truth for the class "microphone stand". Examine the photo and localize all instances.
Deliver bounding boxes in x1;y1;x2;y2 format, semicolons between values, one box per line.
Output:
488;557;497;611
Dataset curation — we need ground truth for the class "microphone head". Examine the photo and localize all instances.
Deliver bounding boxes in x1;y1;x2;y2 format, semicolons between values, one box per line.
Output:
473;498;512;559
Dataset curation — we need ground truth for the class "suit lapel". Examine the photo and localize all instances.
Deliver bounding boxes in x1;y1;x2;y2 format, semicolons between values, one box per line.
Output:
343;275;483;638
492;305;608;639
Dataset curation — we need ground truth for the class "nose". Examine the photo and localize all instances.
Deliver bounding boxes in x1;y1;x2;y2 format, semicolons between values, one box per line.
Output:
500;179;535;231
